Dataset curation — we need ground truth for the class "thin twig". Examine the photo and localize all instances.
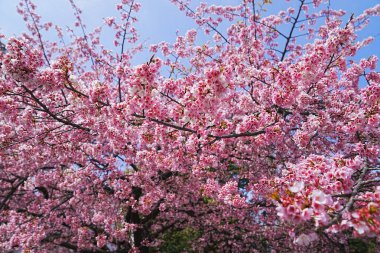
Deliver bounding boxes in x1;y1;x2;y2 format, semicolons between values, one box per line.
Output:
281;0;305;61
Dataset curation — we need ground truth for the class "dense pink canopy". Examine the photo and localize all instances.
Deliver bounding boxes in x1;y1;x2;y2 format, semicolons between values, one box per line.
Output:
0;0;379;252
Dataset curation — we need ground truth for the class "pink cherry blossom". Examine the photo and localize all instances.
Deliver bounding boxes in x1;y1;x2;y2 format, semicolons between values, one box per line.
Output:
0;0;380;252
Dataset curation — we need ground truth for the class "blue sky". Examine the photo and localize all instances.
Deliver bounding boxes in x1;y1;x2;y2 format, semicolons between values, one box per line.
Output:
0;0;379;65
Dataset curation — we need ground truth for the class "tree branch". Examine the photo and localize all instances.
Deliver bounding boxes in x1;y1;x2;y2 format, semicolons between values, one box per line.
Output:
281;0;305;61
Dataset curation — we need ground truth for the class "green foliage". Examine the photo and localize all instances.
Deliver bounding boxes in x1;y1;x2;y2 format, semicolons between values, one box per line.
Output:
156;227;201;253
202;195;216;204
227;162;240;173
348;238;378;253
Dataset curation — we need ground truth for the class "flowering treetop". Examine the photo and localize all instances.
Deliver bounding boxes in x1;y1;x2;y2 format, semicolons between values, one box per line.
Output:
0;0;380;252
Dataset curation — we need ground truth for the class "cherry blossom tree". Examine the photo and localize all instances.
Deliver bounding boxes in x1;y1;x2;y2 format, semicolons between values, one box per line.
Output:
0;0;380;252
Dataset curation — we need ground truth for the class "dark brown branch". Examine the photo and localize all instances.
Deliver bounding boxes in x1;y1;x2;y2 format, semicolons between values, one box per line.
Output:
361;179;380;185
118;1;135;102
63;74;110;107
254;20;287;39
132;113;270;140
159;91;185;107
320;166;369;230
68;0;96;67
21;85;91;132
0;177;26;211
24;0;51;66
132;113;197;134
281;0;305;61
252;1;257;40
176;0;230;44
